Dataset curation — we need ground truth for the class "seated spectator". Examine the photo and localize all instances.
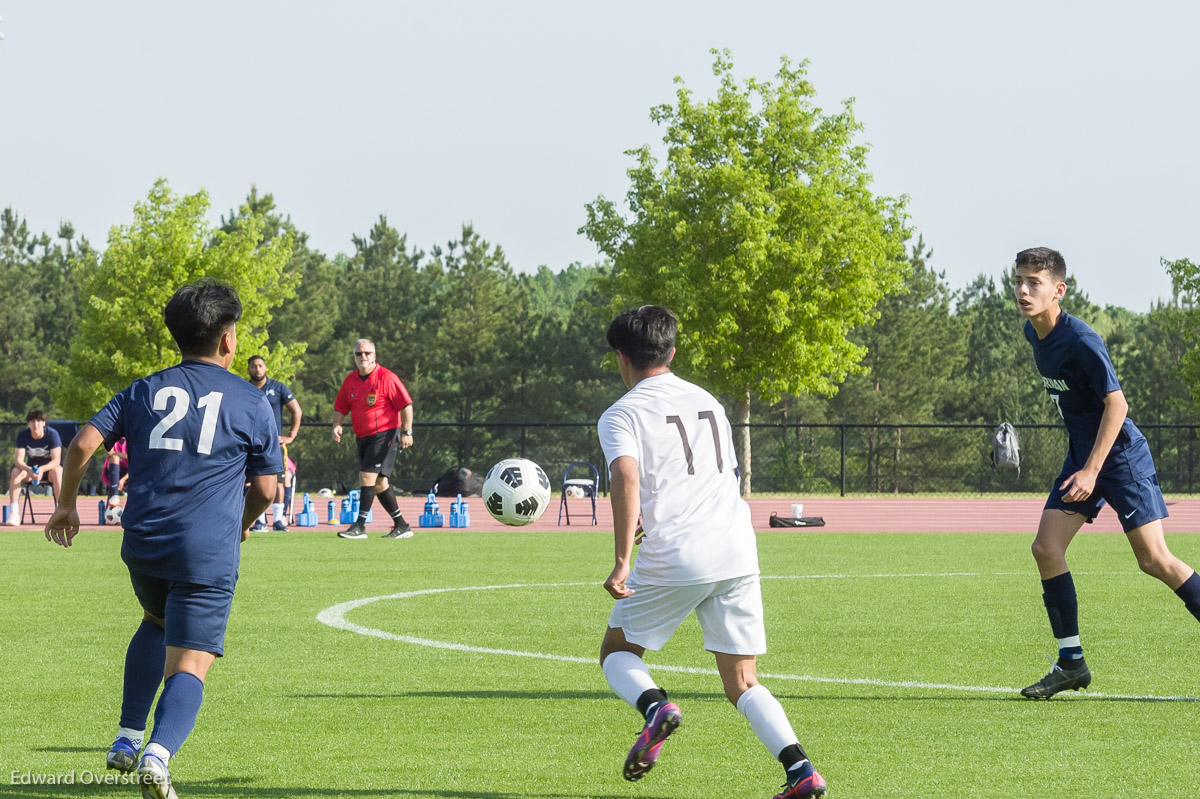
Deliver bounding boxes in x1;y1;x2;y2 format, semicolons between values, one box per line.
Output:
7;410;63;525
101;438;130;507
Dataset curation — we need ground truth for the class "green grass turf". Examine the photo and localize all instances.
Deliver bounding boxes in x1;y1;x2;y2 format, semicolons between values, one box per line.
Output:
3;528;1200;798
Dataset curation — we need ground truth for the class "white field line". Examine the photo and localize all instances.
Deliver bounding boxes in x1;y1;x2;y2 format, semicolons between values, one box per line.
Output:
315;576;1198;702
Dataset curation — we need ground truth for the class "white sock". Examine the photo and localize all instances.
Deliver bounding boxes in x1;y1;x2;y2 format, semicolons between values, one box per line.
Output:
273;503;285;521
737;684;799;758
145;742;171;761
602;650;659;710
257;513;267;524
116;726;144;749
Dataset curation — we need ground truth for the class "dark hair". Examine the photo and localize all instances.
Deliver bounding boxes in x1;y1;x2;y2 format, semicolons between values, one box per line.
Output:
26;409;45;423
1015;247;1067;284
248;355;266;366
606;305;678;370
163;278;242;356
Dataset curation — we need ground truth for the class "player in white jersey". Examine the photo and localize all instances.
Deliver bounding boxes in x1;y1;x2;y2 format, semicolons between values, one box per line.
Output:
597;305;826;799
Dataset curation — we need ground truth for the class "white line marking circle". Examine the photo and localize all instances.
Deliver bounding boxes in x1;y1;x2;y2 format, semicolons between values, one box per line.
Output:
315;575;1198;702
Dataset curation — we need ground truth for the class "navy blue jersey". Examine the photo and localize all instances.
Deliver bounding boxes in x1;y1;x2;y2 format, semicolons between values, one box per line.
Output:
255;377;295;437
1024;311;1155;480
89;360;281;590
16;427;62;466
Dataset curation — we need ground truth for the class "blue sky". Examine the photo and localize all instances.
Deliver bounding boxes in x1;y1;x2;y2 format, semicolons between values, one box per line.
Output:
3;1;1198;311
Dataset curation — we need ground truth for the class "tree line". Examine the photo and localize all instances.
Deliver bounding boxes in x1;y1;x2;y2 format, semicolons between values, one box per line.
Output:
3;51;1197;495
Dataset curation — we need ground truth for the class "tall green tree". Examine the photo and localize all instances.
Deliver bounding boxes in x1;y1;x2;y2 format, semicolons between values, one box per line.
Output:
1162;256;1200;412
582;50;910;493
55;179;298;419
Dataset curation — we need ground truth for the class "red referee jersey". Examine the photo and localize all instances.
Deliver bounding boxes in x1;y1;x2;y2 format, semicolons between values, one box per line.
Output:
333;364;413;438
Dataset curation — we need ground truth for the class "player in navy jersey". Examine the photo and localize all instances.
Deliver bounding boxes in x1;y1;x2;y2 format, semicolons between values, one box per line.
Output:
1014;247;1200;699
45;279;280;798
247;355;302;531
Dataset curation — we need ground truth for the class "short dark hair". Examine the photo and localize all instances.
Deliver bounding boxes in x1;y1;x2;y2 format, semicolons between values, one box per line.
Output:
1015;247;1067;284
26;409;45;423
606;305;678;370
248;355;266;366
163;278;242;356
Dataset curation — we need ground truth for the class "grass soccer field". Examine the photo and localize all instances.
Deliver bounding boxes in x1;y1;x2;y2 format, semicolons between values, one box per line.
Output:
3;528;1200;798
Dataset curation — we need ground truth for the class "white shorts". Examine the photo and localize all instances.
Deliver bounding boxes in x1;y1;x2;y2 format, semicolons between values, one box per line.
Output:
608;574;766;655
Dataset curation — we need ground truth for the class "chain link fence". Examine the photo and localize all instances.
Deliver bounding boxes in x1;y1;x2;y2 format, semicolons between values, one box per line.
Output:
5;421;1198;497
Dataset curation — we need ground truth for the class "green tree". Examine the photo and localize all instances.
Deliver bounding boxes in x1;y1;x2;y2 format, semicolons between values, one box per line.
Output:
581;50;910;493
1162;257;1200;413
54;179;298;419
827;237;965;489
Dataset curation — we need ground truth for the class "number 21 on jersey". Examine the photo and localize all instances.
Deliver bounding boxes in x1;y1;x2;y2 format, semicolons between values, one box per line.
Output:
149;387;224;455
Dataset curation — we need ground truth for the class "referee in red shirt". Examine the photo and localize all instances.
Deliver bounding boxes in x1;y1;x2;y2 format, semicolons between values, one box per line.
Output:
331;338;415;539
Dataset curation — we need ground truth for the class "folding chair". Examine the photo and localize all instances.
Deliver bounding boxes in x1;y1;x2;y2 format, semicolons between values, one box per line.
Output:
558;461;599;526
21;475;57;525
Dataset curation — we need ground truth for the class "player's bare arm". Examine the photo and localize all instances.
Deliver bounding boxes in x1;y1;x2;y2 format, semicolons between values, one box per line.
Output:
281;399;302;445
331;411;347;443
242;473;277;540
1060;389;1129;503
13;447;33;476
44;424;105;547
604;456;640;600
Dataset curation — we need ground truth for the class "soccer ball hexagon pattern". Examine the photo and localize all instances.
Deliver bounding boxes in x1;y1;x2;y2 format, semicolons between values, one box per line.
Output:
482;458;552;526
105;505;124;525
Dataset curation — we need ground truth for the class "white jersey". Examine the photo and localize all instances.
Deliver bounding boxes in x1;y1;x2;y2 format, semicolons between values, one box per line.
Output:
598;371;758;586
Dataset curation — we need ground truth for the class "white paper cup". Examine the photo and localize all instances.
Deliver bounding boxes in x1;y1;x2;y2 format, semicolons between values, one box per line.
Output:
791;503;804;518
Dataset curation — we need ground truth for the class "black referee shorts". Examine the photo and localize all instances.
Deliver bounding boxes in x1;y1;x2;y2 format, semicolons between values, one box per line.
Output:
356;429;401;477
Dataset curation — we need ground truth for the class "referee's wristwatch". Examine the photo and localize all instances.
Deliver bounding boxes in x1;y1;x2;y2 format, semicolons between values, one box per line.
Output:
402;429;413;436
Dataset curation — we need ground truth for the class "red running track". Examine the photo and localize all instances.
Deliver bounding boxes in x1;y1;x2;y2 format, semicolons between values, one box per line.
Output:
10;494;1200;534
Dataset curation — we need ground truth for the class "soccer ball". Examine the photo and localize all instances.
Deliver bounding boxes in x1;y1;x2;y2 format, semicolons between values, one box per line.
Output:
105;505;124;525
482;458;552;526
565;485;585;499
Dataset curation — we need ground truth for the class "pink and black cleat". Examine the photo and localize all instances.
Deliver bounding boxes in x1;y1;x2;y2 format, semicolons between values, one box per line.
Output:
773;762;827;799
622;701;682;781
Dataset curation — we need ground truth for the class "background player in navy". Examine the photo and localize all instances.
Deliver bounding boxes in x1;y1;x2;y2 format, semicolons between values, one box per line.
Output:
45;279;280;798
246;354;302;531
7;409;63;524
1014;247;1200;698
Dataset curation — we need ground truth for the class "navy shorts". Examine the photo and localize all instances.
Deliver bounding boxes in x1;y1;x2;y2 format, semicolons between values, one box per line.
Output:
1044;470;1169;533
128;570;235;656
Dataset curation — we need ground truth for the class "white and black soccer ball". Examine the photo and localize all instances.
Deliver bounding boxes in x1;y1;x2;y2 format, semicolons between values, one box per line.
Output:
105;505;124;525
482;458;551;526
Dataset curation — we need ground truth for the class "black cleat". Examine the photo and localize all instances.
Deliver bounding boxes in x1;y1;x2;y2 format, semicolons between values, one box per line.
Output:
1021;660;1092;698
382;524;413;539
337;523;368;539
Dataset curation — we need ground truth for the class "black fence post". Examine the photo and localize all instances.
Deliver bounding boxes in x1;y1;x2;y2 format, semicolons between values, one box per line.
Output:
840;424;846;497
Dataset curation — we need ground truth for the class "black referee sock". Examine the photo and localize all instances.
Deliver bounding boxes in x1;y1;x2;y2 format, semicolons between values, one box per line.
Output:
376;485;404;523
356;486;376;524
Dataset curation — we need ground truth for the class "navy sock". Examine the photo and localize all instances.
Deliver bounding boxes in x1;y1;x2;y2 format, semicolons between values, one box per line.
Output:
1174;571;1200;623
118;621;165;730
105;463;121;493
356;487;376;524
148;672;204;756
636;688;668;720
1042;572;1083;663
778;742;810;770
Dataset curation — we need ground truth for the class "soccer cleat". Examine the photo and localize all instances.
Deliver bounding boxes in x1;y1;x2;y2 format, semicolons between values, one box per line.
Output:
272;520;288;532
773;762;827;799
383;524;413;539
623;701;682;781
1021;660;1092;698
137;751;178;799
337;523;367;539
106;736;139;773
249;520;268;533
